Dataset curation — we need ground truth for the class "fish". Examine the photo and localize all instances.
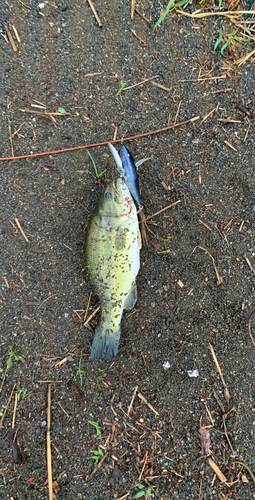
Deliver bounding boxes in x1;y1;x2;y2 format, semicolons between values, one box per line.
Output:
85;177;141;360
108;143;150;209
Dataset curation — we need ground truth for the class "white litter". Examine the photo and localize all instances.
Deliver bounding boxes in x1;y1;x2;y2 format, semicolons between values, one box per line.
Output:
163;361;170;370
188;369;199;377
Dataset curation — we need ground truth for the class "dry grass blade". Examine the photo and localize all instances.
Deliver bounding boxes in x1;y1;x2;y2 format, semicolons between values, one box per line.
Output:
193;246;222;285
209;344;230;405
248;317;255;347
176;8;255;18
208;458;227;483
47;384;53;500
0;383;16;430
244;254;255;275
235;48;255;65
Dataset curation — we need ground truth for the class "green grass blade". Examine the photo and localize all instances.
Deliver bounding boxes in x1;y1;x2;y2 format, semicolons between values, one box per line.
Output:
154;0;176;29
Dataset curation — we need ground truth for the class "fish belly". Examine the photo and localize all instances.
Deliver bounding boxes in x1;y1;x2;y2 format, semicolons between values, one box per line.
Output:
85;214;140;359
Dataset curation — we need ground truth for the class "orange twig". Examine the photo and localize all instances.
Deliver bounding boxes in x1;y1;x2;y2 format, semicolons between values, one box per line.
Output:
0;116;200;162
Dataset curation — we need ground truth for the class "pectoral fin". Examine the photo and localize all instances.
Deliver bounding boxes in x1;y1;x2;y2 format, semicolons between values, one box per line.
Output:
123;283;137;311
135;158;151;170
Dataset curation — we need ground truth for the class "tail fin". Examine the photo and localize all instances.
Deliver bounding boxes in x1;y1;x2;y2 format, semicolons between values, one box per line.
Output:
90;326;121;360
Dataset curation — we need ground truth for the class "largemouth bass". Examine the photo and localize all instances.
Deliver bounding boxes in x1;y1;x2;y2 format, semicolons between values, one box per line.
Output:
85;178;141;360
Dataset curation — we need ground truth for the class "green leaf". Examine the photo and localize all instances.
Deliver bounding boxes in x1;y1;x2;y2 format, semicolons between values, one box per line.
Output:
133;492;145;499
6;358;13;368
87;150;106;179
154;0;176;29
88;420;101;436
58;107;66;114
76;170;85;173
174;0;189;6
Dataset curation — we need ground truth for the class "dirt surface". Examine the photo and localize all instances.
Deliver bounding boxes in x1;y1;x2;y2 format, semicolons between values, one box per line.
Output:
1;1;255;499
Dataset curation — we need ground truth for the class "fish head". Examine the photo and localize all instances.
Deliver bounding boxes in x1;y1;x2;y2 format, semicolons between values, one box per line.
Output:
98;178;133;217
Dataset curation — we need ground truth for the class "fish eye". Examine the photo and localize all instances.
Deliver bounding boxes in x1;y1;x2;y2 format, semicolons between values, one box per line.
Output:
104;192;112;199
120;152;123;156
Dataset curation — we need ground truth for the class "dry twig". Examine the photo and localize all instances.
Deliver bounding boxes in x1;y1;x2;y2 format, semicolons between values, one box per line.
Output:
127;385;138;416
0;115;200;162
138;392;159;416
87;0;102;27
15;218;29;242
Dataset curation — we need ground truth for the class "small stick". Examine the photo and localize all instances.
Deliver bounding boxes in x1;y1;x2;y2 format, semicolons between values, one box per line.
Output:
47;384;53;500
129;28;145;45
209;344;230;405
3;276;10;288
84;292;92;323
12;391;18;429
138;451;148;481
87;0;102;27
244;254;255;276
174;101;182;125
124;75;159;91
57;401;71;421
244;122;251;142
113;127;118;141
15;218;29;242
138;210;148;247
12;25;21;43
151;81;172;92
0;383;16;430
224;140;237;152
0;115;200;162
222;415;234;454
248;317;255;347
179;75;226;82
89;450;108;479
5;25;18;51
196;104;218;129
7;97;14;158
199;219;212;231
10;122;26;139
131;0;135;19
146;200;181;221
0;367;7;394
37;380;63;383
84;306;100;326
17;0;31;8
137;392;159;416
135;8;151;24
127;385;138;416
208;459;227;483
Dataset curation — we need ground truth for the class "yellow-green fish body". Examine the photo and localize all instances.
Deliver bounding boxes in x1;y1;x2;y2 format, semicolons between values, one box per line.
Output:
85;178;141;360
